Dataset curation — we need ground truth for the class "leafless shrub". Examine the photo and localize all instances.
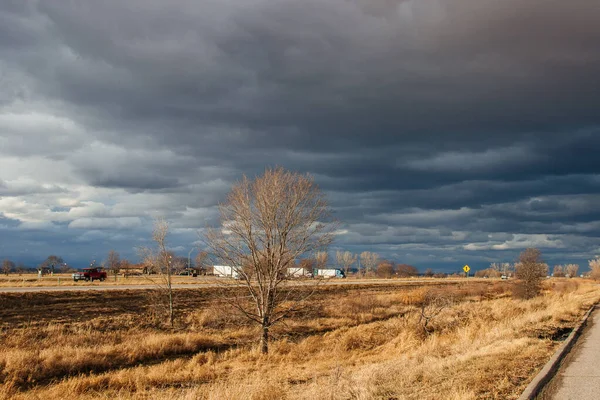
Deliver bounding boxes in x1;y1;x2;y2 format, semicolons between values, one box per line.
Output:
514;248;546;299
416;290;453;335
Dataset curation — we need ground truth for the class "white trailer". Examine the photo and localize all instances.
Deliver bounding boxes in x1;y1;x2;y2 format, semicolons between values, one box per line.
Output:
287;267;311;278
316;269;345;278
213;265;241;279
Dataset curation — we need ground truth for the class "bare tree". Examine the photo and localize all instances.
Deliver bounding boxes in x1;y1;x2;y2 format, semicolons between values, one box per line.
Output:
106;250;121;282
336;251;357;276
41;255;64;276
552;265;565;277
502;263;514;277
299;258;316;276
359;251;379;275
58;263;72;274
314;251;329;270
205;167;336;354
514;248;546;299
138;218;176;328
475;268;502;278
397;264;419;278
2;259;15;275
565;264;579;278
16;263;25;276
424;268;434;278
376;260;395;278
589;257;600;280
195;250;209;274
417;290;453;335
119;259;131;277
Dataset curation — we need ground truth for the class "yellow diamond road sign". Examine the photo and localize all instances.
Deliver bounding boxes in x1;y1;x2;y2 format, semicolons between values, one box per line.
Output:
463;265;471;273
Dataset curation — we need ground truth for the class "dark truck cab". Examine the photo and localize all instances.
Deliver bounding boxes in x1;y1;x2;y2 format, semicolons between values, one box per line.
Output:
72;267;107;282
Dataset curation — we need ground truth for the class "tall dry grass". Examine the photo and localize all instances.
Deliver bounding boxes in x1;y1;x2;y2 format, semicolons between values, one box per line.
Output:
0;280;597;400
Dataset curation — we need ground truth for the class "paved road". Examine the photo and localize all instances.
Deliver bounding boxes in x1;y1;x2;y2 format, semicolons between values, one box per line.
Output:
548;305;600;399
0;278;460;293
0;284;212;293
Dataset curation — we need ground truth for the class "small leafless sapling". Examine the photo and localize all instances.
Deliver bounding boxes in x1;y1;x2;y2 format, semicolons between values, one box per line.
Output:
418;290;453;335
138;218;176;329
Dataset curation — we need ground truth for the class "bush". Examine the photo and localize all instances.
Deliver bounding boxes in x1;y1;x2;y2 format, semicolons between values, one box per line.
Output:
474;268;502;278
514;248;546;299
589;257;600;280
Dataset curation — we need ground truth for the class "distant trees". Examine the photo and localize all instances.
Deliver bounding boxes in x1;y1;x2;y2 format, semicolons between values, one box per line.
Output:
396;264;419;278
15;263;25;276
205;167;336;354
589;257;600;280
58;263;72;274
490;262;514;277
424;268;434;278
195;251;209;273
336;251;357;276
314;251;329;270
376;260;395;278
514;248;546;299
565;264;579;278
299;258;316;275
360;251;379;275
474;268;502;278
551;264;579;278
552;265;565;277
40;255;64;276
106;250;121;281
2;259;15;275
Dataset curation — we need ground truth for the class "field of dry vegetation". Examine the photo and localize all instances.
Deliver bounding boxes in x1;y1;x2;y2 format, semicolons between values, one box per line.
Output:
0;274;217;287
1;279;598;400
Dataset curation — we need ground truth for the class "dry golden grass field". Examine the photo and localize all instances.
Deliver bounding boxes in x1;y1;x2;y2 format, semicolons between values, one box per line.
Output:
0;279;598;399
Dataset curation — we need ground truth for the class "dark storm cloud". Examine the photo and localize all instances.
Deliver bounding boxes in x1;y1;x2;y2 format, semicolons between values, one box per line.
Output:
1;0;600;269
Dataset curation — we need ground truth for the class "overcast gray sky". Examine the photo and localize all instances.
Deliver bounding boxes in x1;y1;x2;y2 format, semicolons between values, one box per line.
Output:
1;0;600;271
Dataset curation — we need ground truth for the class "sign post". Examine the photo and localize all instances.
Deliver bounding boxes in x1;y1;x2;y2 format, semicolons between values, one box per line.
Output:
463;264;470;278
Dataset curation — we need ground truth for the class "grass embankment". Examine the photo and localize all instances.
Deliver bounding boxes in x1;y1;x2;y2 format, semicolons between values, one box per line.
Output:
0;280;597;399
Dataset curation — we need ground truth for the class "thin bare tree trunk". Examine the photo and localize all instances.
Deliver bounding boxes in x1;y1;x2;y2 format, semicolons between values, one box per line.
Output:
261;324;269;354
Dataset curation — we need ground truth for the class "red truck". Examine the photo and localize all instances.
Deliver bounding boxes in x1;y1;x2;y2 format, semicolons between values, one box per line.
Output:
72;267;107;282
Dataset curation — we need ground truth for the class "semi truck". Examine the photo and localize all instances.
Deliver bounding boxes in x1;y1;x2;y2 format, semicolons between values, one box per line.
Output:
316;269;345;278
286;267;312;278
213;265;241;279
